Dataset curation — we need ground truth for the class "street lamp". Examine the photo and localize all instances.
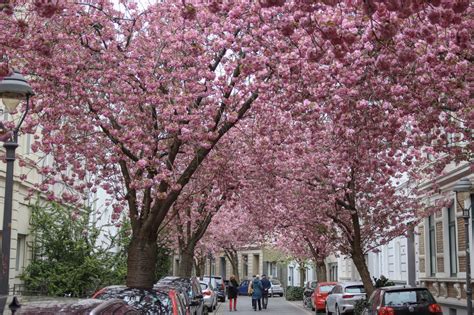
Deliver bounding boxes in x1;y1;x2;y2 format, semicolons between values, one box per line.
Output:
0;71;34;312
208;252;213;287
453;177;473;315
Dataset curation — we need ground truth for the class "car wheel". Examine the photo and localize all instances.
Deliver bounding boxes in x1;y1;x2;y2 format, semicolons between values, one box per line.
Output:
280;293;283;297
326;303;332;315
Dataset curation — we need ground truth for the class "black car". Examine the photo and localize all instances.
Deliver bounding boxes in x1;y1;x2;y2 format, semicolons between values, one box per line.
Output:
13;298;139;315
157;276;204;315
362;286;443;315
303;280;317;309
92;285;179;314
202;276;226;302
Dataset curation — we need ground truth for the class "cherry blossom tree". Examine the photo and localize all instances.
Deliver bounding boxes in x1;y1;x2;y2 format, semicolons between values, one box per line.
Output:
1;0;471;291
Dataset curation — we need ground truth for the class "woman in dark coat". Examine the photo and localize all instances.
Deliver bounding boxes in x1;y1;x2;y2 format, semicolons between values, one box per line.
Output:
251;275;263;311
227;275;239;311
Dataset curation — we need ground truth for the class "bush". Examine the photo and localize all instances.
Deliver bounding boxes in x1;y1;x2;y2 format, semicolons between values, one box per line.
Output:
354;298;369;315
374;275;395;288
285;286;305;301
354;276;395;315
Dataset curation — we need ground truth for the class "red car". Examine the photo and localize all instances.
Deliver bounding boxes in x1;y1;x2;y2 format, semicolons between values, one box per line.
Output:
311;282;338;312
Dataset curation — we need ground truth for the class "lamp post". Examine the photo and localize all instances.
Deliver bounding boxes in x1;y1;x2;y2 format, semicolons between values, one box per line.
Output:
453;177;473;315
0;71;34;312
208;252;213;287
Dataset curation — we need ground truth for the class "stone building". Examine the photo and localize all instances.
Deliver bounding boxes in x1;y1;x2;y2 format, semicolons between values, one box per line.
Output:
416;162;473;315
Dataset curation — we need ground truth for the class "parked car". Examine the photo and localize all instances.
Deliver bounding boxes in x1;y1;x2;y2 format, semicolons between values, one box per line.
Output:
92;285;184;314
202;276;226;302
13;298;139;315
156;276;204;315
362;286;443;315
269;279;284;297
325;282;366;314
238;279;251;296
304;280;318;308
200;281;217;313
311;281;337;312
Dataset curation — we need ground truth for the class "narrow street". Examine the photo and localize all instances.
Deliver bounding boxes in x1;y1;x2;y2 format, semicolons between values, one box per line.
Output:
215;296;313;315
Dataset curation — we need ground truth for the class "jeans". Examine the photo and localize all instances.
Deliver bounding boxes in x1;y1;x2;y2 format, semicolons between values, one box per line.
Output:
252;298;261;310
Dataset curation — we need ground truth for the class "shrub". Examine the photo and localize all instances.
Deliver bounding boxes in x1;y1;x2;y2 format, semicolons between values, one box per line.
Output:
354;298;369;315
354;276;395;315
285;286;305;301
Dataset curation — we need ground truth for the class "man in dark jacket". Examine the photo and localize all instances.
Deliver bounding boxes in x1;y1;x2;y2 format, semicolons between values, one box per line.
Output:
261;274;271;309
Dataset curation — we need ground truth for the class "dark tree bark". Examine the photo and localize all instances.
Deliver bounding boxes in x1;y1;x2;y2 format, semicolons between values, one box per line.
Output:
178;249;194;277
127;235;158;288
175;196;225;277
194;253;206;278
316;260;327;282
297;259;306;287
224;246;240;282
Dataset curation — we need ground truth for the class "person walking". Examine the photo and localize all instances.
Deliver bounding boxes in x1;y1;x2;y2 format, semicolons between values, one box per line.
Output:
227;275;239;312
251;275;263;311
260;274;271;309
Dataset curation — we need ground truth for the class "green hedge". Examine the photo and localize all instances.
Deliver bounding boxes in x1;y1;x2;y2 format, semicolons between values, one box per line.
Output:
285;286;305;301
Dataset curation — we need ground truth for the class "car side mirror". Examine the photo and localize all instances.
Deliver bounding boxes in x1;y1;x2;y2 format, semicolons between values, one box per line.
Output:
327;291;332;295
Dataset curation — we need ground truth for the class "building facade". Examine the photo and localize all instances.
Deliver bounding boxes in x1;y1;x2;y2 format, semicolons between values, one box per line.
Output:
416;163;473;315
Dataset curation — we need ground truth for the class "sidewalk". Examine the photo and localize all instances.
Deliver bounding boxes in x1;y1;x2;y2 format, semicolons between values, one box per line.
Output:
215;296;312;315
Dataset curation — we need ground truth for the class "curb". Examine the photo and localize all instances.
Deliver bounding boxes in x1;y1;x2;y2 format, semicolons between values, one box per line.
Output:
286;300;314;315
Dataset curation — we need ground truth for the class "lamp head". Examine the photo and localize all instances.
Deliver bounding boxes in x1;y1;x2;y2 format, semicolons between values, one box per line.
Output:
0;70;34;113
453;178;472;193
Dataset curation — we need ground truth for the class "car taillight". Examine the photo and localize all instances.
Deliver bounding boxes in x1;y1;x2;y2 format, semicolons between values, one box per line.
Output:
203;290;212;296
342;294;354;299
428;303;443;314
378;306;395;315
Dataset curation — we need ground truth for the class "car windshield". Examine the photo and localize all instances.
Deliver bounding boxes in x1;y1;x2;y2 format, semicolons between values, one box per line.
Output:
271;280;281;285
345;286;365;293
384;290;435;306
320;285;336;293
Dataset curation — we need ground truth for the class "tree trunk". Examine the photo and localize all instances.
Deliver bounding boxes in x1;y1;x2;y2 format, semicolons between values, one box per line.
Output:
299;266;306;287
194;255;206;278
352;249;374;297
178;249;194;277
126;235;158;289
225;248;240;282
316;260;327;282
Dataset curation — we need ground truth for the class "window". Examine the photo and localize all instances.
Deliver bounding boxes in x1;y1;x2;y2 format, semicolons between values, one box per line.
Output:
329;263;338;282
428;215;436;276
289;266;294;286
448;206;457;276
320;285;335;293
16;234;26;271
345;286;365;293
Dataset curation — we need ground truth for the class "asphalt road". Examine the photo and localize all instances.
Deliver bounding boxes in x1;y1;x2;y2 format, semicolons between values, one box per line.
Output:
215;295;313;315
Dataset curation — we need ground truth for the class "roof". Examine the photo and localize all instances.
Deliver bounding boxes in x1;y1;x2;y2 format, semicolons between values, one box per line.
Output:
339;282;364;287
380;285;428;292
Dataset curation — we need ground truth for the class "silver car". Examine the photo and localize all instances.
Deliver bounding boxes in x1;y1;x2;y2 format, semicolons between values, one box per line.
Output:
200;281;217;313
269;279;284;297
325;282;366;314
